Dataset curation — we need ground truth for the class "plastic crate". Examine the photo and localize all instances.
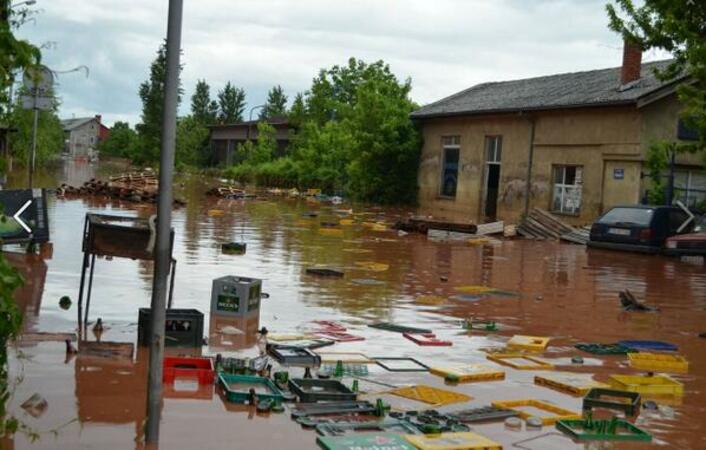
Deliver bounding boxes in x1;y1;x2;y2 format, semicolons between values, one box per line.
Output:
448;406;519;423
317;433;417;450
163;357;214;384
388;385;471;407
403;332;452;346
138;308;204;347
430;365;505;383
507;335;550;352
556;418;652;442
486;353;554;370
583;388;641;417
268;345;322;366
575;343;634;355
609;374;683;396
288;378;357;402
617;340;678;352
491;399;581;425
534;372;608;396
628;352;689;373
210;275;262;317
404;432;502;450
218;373;284;404
316;420;420;437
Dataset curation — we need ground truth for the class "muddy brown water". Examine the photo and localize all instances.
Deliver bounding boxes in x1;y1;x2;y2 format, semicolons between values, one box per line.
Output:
2;160;706;449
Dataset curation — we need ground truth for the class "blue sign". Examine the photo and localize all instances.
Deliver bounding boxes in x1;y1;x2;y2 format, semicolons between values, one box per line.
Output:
613;168;625;180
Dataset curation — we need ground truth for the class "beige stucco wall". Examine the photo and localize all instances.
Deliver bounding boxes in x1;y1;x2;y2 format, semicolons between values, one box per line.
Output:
417;106;645;225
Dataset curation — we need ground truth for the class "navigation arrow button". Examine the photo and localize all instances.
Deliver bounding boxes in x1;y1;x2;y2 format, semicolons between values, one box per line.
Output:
13;200;32;233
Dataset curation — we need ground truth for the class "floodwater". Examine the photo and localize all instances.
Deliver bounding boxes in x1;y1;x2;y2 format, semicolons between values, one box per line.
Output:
3;159;706;450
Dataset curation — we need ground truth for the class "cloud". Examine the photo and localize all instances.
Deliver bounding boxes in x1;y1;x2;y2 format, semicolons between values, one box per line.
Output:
16;0;670;127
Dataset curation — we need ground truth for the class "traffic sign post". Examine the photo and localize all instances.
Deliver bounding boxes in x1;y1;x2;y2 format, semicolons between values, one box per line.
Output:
21;65;54;188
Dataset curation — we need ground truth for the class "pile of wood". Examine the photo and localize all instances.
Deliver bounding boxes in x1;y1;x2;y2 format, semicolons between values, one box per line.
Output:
394;216;478;235
206;185;252;199
517;208;588;244
57;172;185;206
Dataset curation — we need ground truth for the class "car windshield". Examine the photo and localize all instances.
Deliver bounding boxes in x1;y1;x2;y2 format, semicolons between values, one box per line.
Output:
598;207;654;226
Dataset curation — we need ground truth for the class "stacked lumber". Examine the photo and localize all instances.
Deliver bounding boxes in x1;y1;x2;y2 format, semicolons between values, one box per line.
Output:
206;185;248;199
57;173;185;206
517;208;576;240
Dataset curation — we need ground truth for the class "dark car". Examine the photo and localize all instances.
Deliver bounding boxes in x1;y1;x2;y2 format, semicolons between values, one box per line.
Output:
588;205;694;253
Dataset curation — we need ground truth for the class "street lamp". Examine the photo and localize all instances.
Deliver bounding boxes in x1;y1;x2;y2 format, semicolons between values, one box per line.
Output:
11;0;37;7
246;104;266;141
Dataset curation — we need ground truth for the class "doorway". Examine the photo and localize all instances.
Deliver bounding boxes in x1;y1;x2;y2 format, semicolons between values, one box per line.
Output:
483;136;502;220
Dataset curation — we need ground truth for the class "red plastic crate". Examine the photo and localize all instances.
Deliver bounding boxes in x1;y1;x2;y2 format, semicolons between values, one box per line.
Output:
403;332;452;346
163;357;215;385
314;331;365;342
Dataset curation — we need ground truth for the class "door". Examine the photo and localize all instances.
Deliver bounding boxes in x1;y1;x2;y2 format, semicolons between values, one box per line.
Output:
483;136;502;220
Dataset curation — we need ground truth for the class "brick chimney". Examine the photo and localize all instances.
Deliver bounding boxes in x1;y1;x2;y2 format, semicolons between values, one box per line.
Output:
620;39;642;85
94;114;102;124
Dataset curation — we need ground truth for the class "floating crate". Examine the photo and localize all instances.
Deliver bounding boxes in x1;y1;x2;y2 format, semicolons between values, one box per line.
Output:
556;418;652;442
218;373;284;404
317;433;417;450
491;399;581;425
288;378;357;403
609;374;683;396
583;388;641;417
534;372;608;396
448;406;519;423
163;357;214;385
138;308;204;347
291;401;377;419
368;322;432;334
316;420;420;437
319;363;369;377
316;352;375;364
404;432;502;450
628;352;689;373
403;332;452;347
268;345;322;366
430;365;505;383
486;353;554;370
210;275;262;317
575;343;634;355
507;335;550;352
374;357;429;372
388;385;471;407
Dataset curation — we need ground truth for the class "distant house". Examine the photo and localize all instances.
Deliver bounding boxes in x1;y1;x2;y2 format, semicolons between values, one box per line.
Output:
411;42;704;225
208;116;293;166
61;115;110;158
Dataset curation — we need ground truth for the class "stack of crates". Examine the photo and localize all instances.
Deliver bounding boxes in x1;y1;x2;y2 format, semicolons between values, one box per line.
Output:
210;276;262;317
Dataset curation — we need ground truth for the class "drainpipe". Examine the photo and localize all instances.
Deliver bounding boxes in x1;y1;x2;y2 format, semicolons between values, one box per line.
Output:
523;115;536;216
666;146;675;205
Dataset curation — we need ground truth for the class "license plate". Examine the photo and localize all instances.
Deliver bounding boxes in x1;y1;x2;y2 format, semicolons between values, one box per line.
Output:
608;228;631;236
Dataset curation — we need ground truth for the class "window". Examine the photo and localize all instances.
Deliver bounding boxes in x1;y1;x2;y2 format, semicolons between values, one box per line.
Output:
485;136;502;163
598;207;654;226
440;136;460;197
552;165;583;214
674;170;706;208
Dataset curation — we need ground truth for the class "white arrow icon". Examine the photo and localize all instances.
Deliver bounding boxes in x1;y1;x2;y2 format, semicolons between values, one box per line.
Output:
13;200;32;233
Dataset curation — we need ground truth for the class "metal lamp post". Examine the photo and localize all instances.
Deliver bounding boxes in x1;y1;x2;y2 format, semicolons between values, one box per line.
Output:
246;104;266;141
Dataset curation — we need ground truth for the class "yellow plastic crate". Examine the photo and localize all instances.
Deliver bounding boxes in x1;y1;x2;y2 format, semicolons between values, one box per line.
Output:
609;374;684;396
486;353;554;370
315;351;374;364
388;385;471;407
429;365;505;383
507;335;550;352
628;352;689;373
319;228;343;236
491;399;582;425
339;219;355;226
405;432;502;450
534;372;609;396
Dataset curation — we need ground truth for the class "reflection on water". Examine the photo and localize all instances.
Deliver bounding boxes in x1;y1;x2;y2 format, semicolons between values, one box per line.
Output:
4;160;706;450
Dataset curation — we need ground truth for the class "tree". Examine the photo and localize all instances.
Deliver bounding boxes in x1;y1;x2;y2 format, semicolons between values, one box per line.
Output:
607;0;706;153
217;82;246;123
288;92;307;126
135;42;182;164
175;115;209;168
260;85;288;119
191;79;217;125
97;121;138;159
8;88;63;166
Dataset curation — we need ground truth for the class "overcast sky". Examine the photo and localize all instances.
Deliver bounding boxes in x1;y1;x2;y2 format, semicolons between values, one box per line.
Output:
17;0;668;127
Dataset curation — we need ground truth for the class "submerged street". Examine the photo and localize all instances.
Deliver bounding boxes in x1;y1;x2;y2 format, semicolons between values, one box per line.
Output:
3;160;706;449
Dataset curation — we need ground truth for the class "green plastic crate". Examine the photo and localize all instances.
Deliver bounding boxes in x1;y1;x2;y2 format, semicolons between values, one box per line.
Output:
218;373;283;404
556;418;652;442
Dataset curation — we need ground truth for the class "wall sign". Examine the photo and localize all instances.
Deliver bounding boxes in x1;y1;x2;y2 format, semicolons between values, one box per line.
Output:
613;168;625;180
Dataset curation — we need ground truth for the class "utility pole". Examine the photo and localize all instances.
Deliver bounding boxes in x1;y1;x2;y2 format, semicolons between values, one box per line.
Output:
28;86;38;187
145;0;183;445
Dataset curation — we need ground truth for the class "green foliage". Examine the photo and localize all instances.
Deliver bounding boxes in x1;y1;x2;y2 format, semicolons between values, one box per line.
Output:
190;79;217;125
225;58;421;204
252;121;277;164
97;121;138;159
8;89;63;166
175;115;209;168
217;82;246;123
645;141;671;204
0;1;42;117
607;0;706;155
260;85;288;119
135;42;183;164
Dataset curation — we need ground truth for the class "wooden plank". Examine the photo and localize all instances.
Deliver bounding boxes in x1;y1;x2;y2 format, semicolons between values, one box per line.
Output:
476;221;504;235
